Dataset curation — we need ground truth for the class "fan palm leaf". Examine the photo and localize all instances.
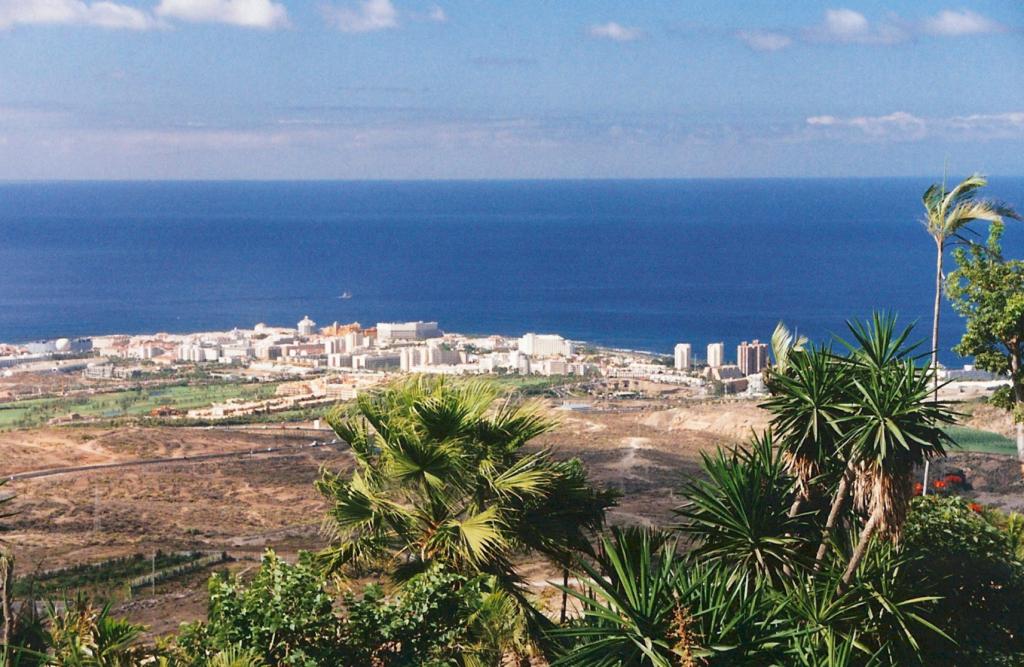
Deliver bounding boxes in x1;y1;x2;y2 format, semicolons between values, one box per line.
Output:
318;375;614;656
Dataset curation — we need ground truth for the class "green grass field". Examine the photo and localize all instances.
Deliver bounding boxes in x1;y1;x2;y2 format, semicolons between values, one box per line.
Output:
944;425;1017;455
489;374;576;394
0;382;279;430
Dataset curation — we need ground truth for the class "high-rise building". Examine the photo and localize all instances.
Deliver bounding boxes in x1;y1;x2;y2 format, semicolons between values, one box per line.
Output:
737;339;769;376
706;342;725;368
674;343;692;370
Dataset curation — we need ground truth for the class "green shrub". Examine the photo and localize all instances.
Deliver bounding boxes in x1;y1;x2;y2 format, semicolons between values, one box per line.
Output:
902;496;1024;665
177;551;341;667
340;568;493;666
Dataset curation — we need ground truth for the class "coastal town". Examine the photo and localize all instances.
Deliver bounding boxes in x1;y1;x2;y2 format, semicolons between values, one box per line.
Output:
0;316;780;415
0;315;1001;427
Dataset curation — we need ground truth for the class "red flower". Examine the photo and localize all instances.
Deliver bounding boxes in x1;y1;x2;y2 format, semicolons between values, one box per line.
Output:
945;474;963;485
969;502;983;513
933;480;947;489
913;482;924;496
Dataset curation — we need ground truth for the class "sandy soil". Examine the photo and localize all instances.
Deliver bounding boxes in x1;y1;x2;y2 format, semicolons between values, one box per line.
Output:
960;400;1017;439
3;397;1024;634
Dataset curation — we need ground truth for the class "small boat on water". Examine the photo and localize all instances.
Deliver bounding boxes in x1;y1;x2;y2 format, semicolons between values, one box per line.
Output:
338;291;353;300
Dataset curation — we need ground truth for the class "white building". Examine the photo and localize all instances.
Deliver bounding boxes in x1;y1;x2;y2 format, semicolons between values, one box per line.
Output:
327;353;354;369
354;352;402;372
673;343;692;370
344;331;364;352
220;345;253;362
519;333;573;358
376;321;442;345
297;315;317;336
177;344;220;363
706;342;725;368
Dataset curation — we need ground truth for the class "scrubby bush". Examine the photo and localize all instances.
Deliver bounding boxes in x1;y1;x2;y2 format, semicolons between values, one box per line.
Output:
902;495;1024;665
176;552;340;667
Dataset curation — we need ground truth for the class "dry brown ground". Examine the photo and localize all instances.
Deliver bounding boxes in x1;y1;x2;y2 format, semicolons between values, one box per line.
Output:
2;397;1022;633
535;400;767;526
961;400;1016;439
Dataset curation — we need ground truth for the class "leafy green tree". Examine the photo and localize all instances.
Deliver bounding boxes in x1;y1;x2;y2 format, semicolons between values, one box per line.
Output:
947;221;1024;476
340;567;513;666
176;552;517;667
315;376;615;653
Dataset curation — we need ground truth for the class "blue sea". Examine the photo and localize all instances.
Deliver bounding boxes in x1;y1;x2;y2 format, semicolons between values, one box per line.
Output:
2;179;1023;364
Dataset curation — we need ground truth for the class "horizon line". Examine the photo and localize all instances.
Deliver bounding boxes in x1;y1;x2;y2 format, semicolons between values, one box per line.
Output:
3;174;1024;184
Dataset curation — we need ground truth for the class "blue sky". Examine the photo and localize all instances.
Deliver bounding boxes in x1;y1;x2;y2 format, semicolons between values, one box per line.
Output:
0;0;1021;179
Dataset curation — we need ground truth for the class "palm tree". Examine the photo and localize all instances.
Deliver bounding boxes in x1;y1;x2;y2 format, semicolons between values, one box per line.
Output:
316;376;615;652
921;176;1020;460
835;317;955;586
40;596;153;666
768;321;807;376
552;527;791;666
675;431;806;588
808;314;955;573
762;344;849;518
207;645;268;667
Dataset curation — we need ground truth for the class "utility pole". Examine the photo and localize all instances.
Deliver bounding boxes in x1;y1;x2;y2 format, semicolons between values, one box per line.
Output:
93;485;100;534
0;553;13;648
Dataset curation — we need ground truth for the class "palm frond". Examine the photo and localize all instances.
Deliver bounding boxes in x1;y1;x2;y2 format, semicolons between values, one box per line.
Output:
439;506;508;567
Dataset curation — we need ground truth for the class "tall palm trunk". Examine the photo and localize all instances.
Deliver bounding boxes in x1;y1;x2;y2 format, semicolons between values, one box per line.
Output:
932;239;943;387
924;239;944;495
814;461;855;570
841;507;882;588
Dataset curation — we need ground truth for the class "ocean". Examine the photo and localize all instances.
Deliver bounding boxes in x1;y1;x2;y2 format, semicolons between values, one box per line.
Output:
2;179;1023;364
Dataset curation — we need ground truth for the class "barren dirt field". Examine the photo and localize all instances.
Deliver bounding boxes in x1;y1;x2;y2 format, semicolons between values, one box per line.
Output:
2;397;1022;633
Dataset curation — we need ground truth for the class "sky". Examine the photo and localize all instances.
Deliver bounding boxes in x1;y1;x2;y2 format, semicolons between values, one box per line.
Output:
0;0;1022;179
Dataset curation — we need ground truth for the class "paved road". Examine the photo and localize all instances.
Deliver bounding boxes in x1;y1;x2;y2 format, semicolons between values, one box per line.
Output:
7;439;343;482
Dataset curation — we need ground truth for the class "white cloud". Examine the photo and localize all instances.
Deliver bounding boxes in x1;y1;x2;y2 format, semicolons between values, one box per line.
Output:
808;111;927;138
743;7;1010;51
806;8;907;44
923;9;1004;36
736;29;792;52
588;21;642;42
155;0;289;29
0;0;157;30
806;110;1024;142
0;105;71;124
822;8;869;39
325;0;398;33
